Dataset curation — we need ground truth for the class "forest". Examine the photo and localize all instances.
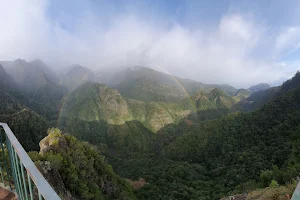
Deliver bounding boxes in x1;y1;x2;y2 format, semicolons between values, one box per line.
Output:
1;61;300;199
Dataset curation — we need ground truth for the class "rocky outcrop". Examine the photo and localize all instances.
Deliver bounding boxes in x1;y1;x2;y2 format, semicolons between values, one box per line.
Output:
36;128;136;199
220;194;246;200
37;161;75;200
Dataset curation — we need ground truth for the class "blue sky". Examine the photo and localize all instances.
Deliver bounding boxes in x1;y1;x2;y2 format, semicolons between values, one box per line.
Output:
1;0;300;87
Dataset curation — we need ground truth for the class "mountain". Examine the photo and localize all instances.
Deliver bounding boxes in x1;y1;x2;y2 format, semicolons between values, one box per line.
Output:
60;64;96;90
60;82;239;133
0;64;16;88
233;89;251;100
0;88;27;115
108;77;300;199
27;83;68;120
248;83;270;92
0;109;48;151
2;58;300;199
112;66;237;100
29;128;135;200
115;76;186;102
61;82;132;124
0;59;59;90
60;82;188;132
238;71;300;111
0;82;67;121
59;83;240;159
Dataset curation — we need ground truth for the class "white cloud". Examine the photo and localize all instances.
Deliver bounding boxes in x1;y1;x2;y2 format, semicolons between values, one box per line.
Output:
0;0;299;88
276;27;300;56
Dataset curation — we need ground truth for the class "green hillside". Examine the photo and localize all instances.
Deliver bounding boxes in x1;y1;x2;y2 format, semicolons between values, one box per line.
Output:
0;59;58;90
107;83;300;199
60;82;132;124
30;128;135;200
60;82;238;132
0;109;48;151
237;71;300;111
1;58;300;199
60;64;96;90
112;66;237;99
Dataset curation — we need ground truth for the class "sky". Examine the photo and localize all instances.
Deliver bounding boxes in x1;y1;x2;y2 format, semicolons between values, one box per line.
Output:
1;0;300;87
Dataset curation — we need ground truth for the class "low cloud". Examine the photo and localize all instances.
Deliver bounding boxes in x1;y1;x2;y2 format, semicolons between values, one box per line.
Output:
0;0;299;87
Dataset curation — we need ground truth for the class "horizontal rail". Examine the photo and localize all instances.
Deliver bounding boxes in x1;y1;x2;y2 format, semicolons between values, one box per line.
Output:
292;182;300;200
0;122;60;200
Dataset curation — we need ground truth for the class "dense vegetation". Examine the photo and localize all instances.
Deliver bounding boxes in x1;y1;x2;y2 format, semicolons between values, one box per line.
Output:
106;85;300;199
0;109;47;151
1;59;300;199
30;128;135;200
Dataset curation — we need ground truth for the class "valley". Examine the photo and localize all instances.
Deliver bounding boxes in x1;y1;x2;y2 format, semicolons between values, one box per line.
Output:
0;59;299;199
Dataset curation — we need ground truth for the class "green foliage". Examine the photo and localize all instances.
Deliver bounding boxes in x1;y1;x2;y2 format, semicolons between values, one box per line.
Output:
260;170;273;187
270;180;279;188
0;109;48;151
108;157;212;200
238;71;300;112
2;63;300;200
59;64;95;90
34;129;136;200
106;86;300;199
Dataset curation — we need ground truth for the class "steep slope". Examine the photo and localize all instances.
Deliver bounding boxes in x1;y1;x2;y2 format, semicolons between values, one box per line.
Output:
0;59;58;90
0;65;23;114
61;82;239;133
0;88;26;115
116;76;186;102
60;64;96;90
60;82;188;132
59;83;240;162
233;89;251;100
0;109;48;151
0;83;66;120
0;64;16;88
61;82;132;124
108;82;300;200
27;83;68;120
207;88;236;108
248;83;270;92
30;128;135;200
162;86;300;198
238;71;300;111
186;88;237;121
112;66;237;99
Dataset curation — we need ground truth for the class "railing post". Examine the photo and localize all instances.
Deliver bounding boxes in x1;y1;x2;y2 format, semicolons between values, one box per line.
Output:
6;138;21;198
0;129;12;189
20;161;29;200
27;173;33;200
0;122;61;200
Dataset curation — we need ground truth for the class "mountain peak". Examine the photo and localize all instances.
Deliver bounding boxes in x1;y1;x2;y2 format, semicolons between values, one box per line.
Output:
13;58;27;64
0;64;5;73
70;64;84;69
60;64;96;90
210;88;226;96
248;83;270;92
29;59;46;66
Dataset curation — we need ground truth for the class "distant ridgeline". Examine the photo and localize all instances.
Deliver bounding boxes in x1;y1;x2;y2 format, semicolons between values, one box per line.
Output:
0;58;300;199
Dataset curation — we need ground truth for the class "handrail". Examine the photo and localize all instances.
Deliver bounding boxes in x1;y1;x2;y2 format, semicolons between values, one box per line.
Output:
0;122;61;200
292;182;300;200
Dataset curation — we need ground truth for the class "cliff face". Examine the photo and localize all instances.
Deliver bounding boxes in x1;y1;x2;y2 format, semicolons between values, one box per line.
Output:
61;83;132;125
37;161;75;200
61;82;191;132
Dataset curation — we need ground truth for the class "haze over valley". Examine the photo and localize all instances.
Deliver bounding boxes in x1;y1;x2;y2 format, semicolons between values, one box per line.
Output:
1;0;300;200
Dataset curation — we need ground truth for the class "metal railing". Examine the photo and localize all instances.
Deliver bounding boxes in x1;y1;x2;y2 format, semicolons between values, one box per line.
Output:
0;122;61;200
292;182;300;200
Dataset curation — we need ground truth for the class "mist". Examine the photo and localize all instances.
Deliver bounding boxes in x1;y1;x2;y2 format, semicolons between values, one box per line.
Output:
1;0;300;88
